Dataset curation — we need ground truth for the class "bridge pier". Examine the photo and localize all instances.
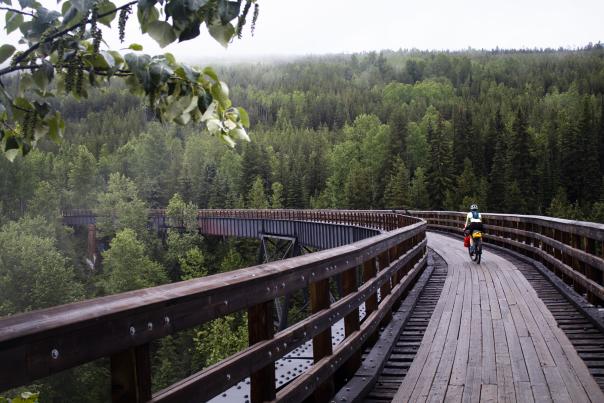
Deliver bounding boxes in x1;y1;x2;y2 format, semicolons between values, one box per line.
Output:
87;224;97;268
257;234;302;331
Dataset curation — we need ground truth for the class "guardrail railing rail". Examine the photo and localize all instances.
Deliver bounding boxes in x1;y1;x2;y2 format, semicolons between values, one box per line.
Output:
1;210;427;403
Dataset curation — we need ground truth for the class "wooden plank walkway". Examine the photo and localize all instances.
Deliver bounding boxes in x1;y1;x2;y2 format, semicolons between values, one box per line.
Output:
392;232;604;403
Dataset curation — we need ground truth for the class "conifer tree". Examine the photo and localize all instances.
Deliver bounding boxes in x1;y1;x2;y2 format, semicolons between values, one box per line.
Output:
247;176;268;209
426;117;453;209
452;106;474;173
598;98;604;177
286;172;304;208
504;180;526;213
410;167;429;209
384;157;410;208
506;108;535;210
488;135;507;212
577;97;600;202
560;110;582;203
345;165;372;209
448;158;478;210
271;182;284;209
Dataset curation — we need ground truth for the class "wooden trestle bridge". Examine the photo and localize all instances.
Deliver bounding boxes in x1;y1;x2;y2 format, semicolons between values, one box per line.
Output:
2;209;604;402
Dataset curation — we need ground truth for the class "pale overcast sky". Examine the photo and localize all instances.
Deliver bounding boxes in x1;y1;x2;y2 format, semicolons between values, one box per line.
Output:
3;0;604;63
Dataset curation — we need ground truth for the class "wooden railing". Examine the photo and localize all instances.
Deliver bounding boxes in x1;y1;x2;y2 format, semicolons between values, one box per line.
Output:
1;210;427;403
411;211;604;305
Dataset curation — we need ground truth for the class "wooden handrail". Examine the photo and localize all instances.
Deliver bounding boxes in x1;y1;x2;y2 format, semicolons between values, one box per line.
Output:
1;210;427;403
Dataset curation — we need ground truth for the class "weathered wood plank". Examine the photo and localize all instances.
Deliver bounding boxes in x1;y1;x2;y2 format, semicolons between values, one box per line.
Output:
479;384;497;403
492;269;530;383
450;257;473;387
462;294;483;403
392;246;456;401
492;318;515;403
426;262;466;402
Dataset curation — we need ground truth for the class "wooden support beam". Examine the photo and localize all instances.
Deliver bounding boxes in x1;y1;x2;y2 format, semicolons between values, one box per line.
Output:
110;344;151;403
248;301;275;403
310;278;334;402
338;266;361;383
378;250;393;325
363;259;378;315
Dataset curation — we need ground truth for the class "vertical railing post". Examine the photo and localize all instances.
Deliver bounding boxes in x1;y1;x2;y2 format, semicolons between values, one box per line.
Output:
362;257;379;346
586;237;598;304
310;278;334;401
571;234;585;296
338;265;361;382
562;231;572;285
378;250;392;324
110;344;152;403
248;301;276;402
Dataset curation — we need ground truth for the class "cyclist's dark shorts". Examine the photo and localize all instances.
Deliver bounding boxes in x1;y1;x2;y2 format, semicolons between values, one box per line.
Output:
465;222;484;234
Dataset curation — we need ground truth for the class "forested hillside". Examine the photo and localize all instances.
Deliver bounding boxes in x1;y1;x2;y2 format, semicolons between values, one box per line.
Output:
1;46;604;401
3;47;604;220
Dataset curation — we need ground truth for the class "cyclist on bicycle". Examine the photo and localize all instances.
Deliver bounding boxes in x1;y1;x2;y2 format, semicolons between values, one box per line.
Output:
464;204;484;255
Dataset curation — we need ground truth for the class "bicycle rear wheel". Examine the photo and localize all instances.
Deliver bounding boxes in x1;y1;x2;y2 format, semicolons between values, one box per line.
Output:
475;240;482;264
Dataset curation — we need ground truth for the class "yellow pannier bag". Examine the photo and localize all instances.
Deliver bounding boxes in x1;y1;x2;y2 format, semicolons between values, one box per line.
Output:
472;232;482;239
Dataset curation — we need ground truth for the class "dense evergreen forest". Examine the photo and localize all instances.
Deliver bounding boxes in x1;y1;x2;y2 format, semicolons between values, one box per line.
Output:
2;46;604;400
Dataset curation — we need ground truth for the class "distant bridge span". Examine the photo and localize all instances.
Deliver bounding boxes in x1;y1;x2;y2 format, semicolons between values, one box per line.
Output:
1;209;604;402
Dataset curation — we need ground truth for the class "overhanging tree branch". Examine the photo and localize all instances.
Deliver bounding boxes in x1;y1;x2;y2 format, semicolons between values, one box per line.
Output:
0;7;36;17
3;0;138;72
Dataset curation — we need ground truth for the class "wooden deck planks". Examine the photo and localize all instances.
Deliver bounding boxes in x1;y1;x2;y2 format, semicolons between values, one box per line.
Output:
426;265;467;403
392;232;604;402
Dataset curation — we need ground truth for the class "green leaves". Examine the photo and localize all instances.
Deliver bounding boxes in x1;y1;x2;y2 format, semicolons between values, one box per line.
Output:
17;0;34;9
237;107;250;127
149;59;174;86
0;391;39;402
5;11;24;34
137;0;157;10
185;0;209;11
137;3;159;33
178;22;200;42
125;52;152;91
47;112;65;143
147;21;177;48
217;0;240;24
210;81;229;105
0;0;254;160
97;0;118;26
208;22;235;48
32;60;54;90
0;44;16;64
71;0;94;13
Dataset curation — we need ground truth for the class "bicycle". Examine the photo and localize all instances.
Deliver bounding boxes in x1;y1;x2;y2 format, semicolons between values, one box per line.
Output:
468;230;483;264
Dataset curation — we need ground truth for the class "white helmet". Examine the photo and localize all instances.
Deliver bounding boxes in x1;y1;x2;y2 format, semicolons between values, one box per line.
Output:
470;204;478;211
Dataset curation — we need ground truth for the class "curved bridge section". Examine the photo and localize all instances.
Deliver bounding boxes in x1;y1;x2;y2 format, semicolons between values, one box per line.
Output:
0;210;427;403
63;209;411;250
411;211;604;306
